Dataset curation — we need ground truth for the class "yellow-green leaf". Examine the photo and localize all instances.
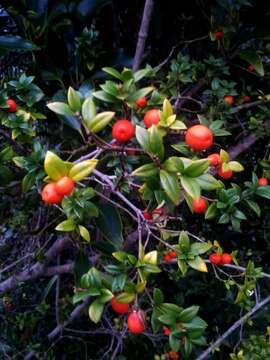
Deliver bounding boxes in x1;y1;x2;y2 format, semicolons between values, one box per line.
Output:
67;87;81;112
132;163;158;178
143;251;157;265
69;159;98;182
89;300;104;323
47;102;73;116
220;149;230;163
228;161;244;172
86;111;115;133
116;292;136;303
78;225;90;242
188;256;208;272
55;219;75;231
82;97;96;126
162;98;173;119
44;151;69;180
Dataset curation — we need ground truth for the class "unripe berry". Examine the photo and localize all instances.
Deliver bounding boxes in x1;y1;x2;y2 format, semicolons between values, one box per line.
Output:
110;297;130;314
185;125;213;151
41;183;63;204
6;99;17;113
112;119;135;142
144;109;160;128
127;310;145;334
208;153;222;167
258;177;268;186
218;167;233;179
221;253;232;265
209;253;222;265
55;176;75;196
224;95;234;106
192;198;207;213
136;97;147;108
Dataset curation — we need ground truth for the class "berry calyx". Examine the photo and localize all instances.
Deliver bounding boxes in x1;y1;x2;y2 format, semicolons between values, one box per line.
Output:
247;64;254;72
112;119;135;143
6;99;17;113
185;125;213;151
243;95;250;103
163;326;172;336
136;97;147;108
41;183;63;205
192;197;207;214
218;167;233;179
224;95;234;106
214;30;224;40
127;310;146;334
209;253;222;265
144;109;160;128
143;210;152;220
208;153;222;167
221;253;232;265
258;177;268;186
110;297;130;314
55;176;75;196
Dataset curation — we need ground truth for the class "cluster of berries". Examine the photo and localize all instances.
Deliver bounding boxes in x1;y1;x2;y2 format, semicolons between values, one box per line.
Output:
143;207;163;220
209;252;232;265
41;177;74;204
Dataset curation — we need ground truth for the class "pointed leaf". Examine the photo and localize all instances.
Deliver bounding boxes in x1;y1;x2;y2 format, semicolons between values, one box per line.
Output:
69;160;98;181
188;256;208;272
82;97;96;125
86;112;115;133
56;219;75;231
89;300;104;323
78;225;91;242
44;151;69;180
47;102;73;116
181;176;201;199
67;87;81;112
160;170;180;204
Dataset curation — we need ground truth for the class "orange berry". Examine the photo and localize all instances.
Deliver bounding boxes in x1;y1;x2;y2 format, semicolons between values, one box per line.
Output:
208;153;222;167
127;310;145;334
258;177;268;186
185;125;213;151
192;198;208;213
209;253;222;265
112;119;135;142
110;297;130;314
144;109;160;128
218;167;233;179
55;176;75;196
41;183;63;204
224;95;234;106
136;97;147;108
220;253;232;265
6;99;17;113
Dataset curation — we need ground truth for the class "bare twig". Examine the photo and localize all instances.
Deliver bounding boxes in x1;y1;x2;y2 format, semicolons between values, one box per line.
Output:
132;0;155;71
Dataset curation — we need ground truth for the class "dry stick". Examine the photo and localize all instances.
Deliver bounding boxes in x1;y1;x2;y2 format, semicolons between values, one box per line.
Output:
196;293;270;360
48;295;92;340
132;0;155;71
0;237;70;294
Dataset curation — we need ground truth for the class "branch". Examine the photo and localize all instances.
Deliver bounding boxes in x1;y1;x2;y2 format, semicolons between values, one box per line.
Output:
196;293;270;360
48;295;92;340
132;0;155;71
0;237;70;294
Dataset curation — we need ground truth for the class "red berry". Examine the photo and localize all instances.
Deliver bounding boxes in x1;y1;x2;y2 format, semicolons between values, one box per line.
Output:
168;250;177;258
185;125;213;151
110;297;130;314
214;30;224;40
127;310;145;334
224;95;234;106
165;351;179;360
152;208;163;216
243;95;250;103
258;177;268;186
209;253;222;265
144;109;160;128
218;167;233;179
208;153;222;167
136;97;147;108
112;119;135;143
143;210;152;220
163;254;173;263
192;198;207;214
55;176;75;196
6;99;17;113
163;326;172;336
41;183;63;204
247;64;254;72
221;253;232;265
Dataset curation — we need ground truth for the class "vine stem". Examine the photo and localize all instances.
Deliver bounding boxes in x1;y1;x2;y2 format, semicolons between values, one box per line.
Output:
196;293;270;360
132;0;155;71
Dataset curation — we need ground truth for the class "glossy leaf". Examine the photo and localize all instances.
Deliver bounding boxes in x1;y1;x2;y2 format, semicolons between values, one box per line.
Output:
180;176;201;199
47;102;73;116
56;219;76;231
82;97;96;125
89;300;104;323
67;87;81;112
69;160;98;181
160;170;180;204
44;151;69;180
188;256;208;272
78;225;91;242
86;111;115;133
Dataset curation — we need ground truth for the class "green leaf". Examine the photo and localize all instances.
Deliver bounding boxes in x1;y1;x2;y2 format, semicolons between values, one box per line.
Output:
163;157;184;173
116;292;136;303
102;67;124;81
153;288;164;305
196;174;222;191
136;125;150;151
92;91;116;103
133;68;151;82
100;81;119;97
239;50;264;76
169;120;187;130
0;35;38;54
22;173;36;192
69;160;98;181
56;219;76;231
190;243;212;255
47;102;73;116
180;176;201;199
44;151;69;180
128;87;154;103
148;125;164;160
169;334;180;352
218;213;230;224
178;306;199;322
255;186;270;199
98;289;113;303
158;313;176;326
245;200;261;217
78;225;91;242
96;203;123;249
160;170;180;204
188;256;208;272
183;159;209;177
220;149;230;163
228;161;244;172
82;97;96;125
89;300;104;323
132;163;158;178
179;231;190;252
86;111;115;133
162;98;173;119
67;87;81;112
205;203;217;219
